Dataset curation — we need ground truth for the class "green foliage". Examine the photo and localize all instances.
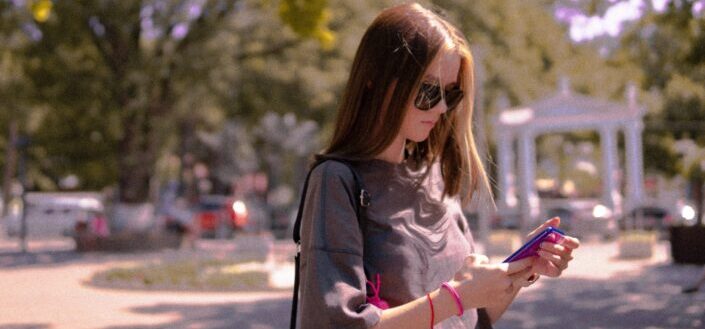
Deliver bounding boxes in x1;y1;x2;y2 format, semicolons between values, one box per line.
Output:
31;104;119;189
0;2;48;198
642;129;680;177
232;0;395;133
434;0;633;116
662;74;705;143
8;0;338;202
30;0;53;22
618;1;705;176
280;0;334;47
616;0;705;223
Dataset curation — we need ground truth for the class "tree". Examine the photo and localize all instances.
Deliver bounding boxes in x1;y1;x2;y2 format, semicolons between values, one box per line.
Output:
22;0;332;204
0;0;43;216
616;0;705;223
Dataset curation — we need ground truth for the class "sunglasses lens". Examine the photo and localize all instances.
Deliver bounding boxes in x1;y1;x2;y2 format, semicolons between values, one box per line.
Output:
414;83;464;112
414;83;442;110
445;89;464;112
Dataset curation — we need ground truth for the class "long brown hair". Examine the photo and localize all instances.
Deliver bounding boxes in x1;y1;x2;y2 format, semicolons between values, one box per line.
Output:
323;3;490;204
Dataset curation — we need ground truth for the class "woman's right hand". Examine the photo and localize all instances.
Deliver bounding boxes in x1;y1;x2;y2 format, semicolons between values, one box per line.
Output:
451;254;534;309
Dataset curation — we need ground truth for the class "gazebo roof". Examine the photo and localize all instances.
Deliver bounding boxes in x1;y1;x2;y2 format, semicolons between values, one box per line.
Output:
494;81;645;133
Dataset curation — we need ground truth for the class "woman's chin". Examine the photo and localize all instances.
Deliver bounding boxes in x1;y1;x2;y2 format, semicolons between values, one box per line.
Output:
408;135;430;143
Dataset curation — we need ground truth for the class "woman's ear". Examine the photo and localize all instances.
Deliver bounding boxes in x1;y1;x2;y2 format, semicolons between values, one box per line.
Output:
366;80;373;89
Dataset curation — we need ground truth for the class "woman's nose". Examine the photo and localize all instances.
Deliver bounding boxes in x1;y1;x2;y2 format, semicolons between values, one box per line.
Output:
433;99;448;114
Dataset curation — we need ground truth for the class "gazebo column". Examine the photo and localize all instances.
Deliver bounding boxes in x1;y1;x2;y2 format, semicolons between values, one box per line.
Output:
624;121;645;212
599;126;621;215
518;131;539;232
496;131;518;212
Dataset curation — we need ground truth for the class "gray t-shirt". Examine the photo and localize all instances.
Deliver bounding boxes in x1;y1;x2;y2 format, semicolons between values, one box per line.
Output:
298;159;483;328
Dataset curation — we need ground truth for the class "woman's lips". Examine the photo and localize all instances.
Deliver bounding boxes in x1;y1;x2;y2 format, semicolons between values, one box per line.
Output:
421;120;436;126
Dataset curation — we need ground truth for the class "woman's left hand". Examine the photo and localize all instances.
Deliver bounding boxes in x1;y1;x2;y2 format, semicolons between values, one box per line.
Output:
528;217;580;278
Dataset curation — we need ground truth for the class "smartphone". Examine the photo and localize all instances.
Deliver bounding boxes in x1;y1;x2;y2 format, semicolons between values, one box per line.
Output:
503;227;565;263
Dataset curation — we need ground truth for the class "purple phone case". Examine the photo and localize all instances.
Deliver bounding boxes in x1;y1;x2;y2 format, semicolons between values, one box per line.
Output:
503;227;565;263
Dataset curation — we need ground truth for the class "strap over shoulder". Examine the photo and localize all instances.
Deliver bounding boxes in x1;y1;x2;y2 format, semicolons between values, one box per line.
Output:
292;158;369;245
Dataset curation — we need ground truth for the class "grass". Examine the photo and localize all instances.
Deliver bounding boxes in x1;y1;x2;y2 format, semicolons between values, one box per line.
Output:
90;256;282;292
619;230;658;243
618;230;657;259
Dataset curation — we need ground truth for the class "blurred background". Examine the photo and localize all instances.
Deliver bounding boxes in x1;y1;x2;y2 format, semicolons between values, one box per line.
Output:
1;0;705;327
3;0;705;246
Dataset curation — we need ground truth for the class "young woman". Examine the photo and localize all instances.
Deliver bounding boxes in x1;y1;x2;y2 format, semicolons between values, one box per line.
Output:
294;3;580;328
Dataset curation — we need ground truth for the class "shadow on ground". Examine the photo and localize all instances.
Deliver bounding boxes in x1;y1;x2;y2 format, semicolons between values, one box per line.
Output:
497;263;705;329
94;263;705;329
102;299;291;329
0;250;82;268
0;324;51;329
0;248;198;269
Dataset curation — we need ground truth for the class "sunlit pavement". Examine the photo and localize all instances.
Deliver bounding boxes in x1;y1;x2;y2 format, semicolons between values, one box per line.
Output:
0;237;292;329
495;239;705;329
1;237;704;329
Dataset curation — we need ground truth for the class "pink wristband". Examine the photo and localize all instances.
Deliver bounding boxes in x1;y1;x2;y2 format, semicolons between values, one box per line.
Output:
441;282;464;317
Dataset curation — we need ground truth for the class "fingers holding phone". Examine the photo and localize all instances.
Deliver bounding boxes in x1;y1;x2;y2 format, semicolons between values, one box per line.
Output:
529;218;581;277
527;217;561;238
531;217;581;250
502;256;534;275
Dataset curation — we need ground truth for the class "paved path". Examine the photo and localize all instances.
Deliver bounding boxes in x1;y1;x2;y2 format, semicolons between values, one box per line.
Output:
0;238;291;329
1;237;704;329
494;240;705;329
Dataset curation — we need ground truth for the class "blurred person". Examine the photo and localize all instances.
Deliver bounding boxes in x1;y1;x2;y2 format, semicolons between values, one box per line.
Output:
682;266;705;293
291;3;580;329
74;212;98;251
89;211;110;238
166;197;198;249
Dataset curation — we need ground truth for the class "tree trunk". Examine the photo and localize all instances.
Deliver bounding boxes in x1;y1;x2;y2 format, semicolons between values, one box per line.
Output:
178;119;198;203
117;92;172;204
113;62;174;203
1;120;19;217
117;112;154;203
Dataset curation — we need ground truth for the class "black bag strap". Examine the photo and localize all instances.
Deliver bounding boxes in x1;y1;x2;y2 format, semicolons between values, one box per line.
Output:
476;307;494;329
290;159;370;329
292;159;369;245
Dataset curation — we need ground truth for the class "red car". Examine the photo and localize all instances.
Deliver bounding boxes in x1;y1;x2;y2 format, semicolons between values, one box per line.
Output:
195;195;248;238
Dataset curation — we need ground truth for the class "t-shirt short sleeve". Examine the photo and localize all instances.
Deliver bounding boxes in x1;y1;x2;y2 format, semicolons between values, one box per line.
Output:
297;161;383;329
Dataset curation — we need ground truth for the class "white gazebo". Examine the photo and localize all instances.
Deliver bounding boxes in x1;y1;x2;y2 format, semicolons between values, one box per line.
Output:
493;79;646;231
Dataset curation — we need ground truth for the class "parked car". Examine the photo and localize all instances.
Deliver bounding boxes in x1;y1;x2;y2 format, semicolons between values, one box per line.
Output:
4;192;104;238
543;200;616;240
194;195;248;238
619;206;674;231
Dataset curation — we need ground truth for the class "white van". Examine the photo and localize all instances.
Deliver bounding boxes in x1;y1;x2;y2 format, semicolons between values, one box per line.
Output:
4;192;104;238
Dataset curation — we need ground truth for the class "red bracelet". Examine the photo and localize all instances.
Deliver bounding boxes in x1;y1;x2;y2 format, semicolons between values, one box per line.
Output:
426;293;434;329
441;282;464;317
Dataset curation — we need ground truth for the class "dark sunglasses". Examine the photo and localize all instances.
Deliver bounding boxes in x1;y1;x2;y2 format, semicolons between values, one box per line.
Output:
414;82;464;112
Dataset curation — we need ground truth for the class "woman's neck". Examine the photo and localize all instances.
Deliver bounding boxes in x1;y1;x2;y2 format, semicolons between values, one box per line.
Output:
375;136;405;164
